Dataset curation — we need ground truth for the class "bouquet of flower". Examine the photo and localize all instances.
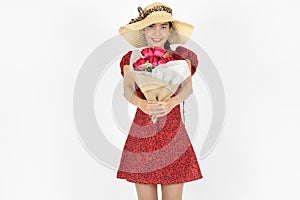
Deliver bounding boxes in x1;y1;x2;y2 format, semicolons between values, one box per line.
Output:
131;47;190;123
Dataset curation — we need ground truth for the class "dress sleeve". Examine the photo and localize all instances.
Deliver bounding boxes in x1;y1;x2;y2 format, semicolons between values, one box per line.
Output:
174;46;198;76
120;51;132;77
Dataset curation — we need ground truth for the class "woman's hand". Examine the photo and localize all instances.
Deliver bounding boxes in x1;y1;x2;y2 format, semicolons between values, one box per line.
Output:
156;97;179;117
140;97;179;118
138;100;165;116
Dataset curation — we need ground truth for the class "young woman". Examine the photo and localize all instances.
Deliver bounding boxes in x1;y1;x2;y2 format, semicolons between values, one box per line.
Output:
117;2;203;200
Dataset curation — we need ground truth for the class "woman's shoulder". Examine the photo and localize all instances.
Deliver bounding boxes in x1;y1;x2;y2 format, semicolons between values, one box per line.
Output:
172;46;197;58
171;46;199;76
120;51;133;64
120;51;133;77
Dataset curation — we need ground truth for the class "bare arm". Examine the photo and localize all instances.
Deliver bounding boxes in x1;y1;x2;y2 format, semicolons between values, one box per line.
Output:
123;64;146;108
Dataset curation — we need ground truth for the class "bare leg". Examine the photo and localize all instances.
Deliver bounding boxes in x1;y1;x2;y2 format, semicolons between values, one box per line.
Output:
161;183;184;200
135;183;158;200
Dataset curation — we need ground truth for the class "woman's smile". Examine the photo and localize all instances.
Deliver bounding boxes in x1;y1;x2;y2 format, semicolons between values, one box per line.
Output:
151;38;162;42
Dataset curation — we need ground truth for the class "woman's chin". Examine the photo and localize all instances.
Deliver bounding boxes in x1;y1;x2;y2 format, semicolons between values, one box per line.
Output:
149;44;163;48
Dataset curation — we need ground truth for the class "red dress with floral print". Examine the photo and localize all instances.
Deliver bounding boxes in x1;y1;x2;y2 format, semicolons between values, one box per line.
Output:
116;46;203;184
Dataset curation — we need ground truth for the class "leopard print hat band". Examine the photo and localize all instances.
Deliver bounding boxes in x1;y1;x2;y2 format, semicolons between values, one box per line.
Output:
129;5;172;24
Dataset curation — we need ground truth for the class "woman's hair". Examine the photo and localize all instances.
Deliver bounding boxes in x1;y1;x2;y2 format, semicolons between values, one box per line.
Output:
164;21;173;51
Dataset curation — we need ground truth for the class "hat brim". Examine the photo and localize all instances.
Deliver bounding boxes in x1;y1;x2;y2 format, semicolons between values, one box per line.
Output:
119;12;194;48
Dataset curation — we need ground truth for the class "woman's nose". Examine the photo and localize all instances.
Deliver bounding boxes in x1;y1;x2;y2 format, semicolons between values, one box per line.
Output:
153;27;161;35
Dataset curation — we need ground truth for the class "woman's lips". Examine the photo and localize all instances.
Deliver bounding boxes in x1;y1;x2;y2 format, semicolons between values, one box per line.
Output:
152;38;162;42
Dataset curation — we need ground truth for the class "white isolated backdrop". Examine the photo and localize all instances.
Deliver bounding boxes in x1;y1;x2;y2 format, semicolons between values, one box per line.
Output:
1;0;300;199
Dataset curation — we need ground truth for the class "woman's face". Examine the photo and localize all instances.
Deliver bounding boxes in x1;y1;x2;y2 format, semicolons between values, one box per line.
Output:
142;22;172;48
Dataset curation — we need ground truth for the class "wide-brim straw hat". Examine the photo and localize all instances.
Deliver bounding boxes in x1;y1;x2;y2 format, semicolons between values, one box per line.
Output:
119;2;194;48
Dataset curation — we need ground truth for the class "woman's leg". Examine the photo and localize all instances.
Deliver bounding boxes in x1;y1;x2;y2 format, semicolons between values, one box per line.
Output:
135;183;158;200
161;183;184;200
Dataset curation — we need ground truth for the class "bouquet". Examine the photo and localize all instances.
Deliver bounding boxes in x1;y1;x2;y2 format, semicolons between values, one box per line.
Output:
131;47;190;123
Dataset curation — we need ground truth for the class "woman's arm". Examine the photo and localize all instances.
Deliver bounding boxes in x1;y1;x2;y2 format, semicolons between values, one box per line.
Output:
123;64;146;108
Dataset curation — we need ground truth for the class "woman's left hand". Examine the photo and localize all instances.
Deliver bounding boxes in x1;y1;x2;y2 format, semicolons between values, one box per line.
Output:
153;97;179;118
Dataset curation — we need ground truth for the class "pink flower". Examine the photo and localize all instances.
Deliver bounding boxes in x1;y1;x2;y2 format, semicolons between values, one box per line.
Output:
141;48;154;58
133;47;174;72
148;56;158;66
141;47;168;58
158;58;167;64
134;64;146;71
153;47;167;57
133;58;147;70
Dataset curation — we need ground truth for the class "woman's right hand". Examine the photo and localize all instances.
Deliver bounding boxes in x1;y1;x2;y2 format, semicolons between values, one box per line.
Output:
138;100;164;116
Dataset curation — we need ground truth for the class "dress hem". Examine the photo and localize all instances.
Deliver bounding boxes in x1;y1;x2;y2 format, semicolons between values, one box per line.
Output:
116;174;203;185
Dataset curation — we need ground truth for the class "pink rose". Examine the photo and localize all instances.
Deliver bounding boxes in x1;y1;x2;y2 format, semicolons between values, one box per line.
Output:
148;56;158;66
153;47;167;57
134;64;146;71
141;48;154;58
158;58;167;64
133;58;147;70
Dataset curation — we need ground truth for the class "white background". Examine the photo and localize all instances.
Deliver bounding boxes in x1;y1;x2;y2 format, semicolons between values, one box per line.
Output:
1;0;300;199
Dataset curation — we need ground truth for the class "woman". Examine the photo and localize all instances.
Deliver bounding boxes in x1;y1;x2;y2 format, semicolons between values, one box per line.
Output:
117;2;203;200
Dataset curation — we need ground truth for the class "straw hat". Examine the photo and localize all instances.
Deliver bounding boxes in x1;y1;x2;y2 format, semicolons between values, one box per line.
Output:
119;2;194;48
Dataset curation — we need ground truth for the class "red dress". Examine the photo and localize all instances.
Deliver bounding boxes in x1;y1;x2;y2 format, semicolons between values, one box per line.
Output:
116;46;203;184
